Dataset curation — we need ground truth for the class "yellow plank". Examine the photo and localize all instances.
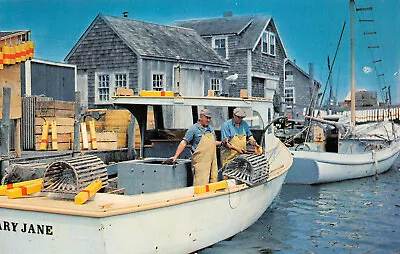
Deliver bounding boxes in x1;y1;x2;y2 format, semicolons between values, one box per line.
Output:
80;122;89;150
7;182;43;199
194;181;228;194
139;90;174;97
40;121;50;150
75;179;103;205
0;178;43;195
51;120;58;150
89;120;97;150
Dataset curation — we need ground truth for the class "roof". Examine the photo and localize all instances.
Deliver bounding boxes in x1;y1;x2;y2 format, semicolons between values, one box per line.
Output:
0;30;30;40
285;59;322;86
65;14;229;67
175;14;287;56
175;15;263;36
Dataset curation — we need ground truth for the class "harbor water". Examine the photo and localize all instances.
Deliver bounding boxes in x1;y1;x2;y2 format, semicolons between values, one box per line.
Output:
202;156;400;253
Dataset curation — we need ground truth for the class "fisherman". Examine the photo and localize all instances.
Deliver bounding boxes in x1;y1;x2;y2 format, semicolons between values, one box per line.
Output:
220;108;258;167
170;109;220;186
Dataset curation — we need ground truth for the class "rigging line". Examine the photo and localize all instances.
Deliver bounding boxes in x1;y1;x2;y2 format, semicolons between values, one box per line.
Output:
355;2;387;102
363;0;388;92
317;21;346;111
355;2;385;100
305;21;346;142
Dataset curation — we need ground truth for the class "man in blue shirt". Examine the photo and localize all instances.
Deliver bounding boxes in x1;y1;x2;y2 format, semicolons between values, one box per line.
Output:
170;109;220;186
220;108;257;166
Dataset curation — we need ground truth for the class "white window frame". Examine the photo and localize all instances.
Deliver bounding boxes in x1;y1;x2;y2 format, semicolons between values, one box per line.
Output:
152;73;166;91
261;31;269;54
95;71;129;105
114;73;128;90
269;32;276;56
261;31;276;56
285;70;294;82
209;78;222;95
212;36;228;59
97;73;111;103
284;87;295;108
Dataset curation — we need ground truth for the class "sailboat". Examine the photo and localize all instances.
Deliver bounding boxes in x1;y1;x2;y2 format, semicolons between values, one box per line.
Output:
285;0;400;184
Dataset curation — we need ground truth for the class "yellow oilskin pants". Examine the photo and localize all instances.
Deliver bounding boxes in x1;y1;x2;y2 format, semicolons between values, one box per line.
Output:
191;133;218;186
220;134;247;167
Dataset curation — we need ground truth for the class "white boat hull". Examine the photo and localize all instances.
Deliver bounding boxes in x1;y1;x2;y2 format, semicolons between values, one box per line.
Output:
0;136;292;254
0;172;286;254
285;139;400;184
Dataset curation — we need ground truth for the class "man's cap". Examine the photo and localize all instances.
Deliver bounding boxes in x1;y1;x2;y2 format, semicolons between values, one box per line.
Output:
233;108;246;118
200;109;212;118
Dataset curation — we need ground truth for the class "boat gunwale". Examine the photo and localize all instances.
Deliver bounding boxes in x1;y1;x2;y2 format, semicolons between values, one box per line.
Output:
0;157;289;218
293;140;400;165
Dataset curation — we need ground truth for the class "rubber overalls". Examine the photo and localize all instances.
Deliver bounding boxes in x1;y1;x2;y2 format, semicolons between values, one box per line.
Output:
220;132;247;167
191;133;218;186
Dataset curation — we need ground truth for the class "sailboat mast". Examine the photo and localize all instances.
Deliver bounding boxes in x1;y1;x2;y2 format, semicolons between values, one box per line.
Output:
350;0;356;125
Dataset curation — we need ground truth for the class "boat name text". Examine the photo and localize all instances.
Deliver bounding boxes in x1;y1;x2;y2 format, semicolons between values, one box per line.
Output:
0;220;53;235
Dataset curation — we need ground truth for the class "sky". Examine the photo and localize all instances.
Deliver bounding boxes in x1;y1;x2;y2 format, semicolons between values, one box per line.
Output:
1;0;399;103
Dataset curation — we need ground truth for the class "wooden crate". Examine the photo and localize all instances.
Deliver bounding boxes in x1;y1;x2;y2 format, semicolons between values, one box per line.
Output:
96;132;118;150
35;117;74;126
35;100;75;118
240;89;248;98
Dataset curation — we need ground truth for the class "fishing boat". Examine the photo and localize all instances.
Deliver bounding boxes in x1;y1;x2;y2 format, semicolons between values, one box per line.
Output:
285;0;400;184
0;95;292;253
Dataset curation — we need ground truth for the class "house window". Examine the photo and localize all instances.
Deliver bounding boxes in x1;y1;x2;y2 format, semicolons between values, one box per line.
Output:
262;32;268;54
285;87;295;108
95;71;129;104
152;74;164;91
212;37;228;59
98;74;110;101
269;33;276;55
285;71;294;82
115;73;127;90
210;78;221;95
262;31;276;56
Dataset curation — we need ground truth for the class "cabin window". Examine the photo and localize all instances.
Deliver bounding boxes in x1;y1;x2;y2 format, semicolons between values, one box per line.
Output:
115;73;127;90
262;31;276;56
284;87;295;108
210;78;221;96
212;36;228;59
285;71;294;82
152;74;165;91
98;74;110;101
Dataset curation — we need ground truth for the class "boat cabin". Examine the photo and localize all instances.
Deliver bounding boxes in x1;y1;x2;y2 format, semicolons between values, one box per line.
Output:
111;95;276;193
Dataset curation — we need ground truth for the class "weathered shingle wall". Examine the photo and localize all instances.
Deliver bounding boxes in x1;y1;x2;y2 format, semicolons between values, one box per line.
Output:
251;23;285;97
285;63;313;116
67;18;138;108
225;36;248;97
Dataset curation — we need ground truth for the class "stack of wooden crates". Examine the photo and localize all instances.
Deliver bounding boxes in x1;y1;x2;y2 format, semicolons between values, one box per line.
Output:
35;100;75;150
34;100;151;151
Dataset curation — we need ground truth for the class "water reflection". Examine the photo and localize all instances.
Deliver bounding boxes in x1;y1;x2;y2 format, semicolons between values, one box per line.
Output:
202;157;400;253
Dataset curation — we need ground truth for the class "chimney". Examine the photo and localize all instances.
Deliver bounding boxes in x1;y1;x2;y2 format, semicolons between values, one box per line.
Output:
293;59;296;65
223;11;233;17
123;11;129;18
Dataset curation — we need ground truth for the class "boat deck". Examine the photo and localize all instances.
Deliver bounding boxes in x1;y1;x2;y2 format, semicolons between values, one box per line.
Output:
0;181;248;218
